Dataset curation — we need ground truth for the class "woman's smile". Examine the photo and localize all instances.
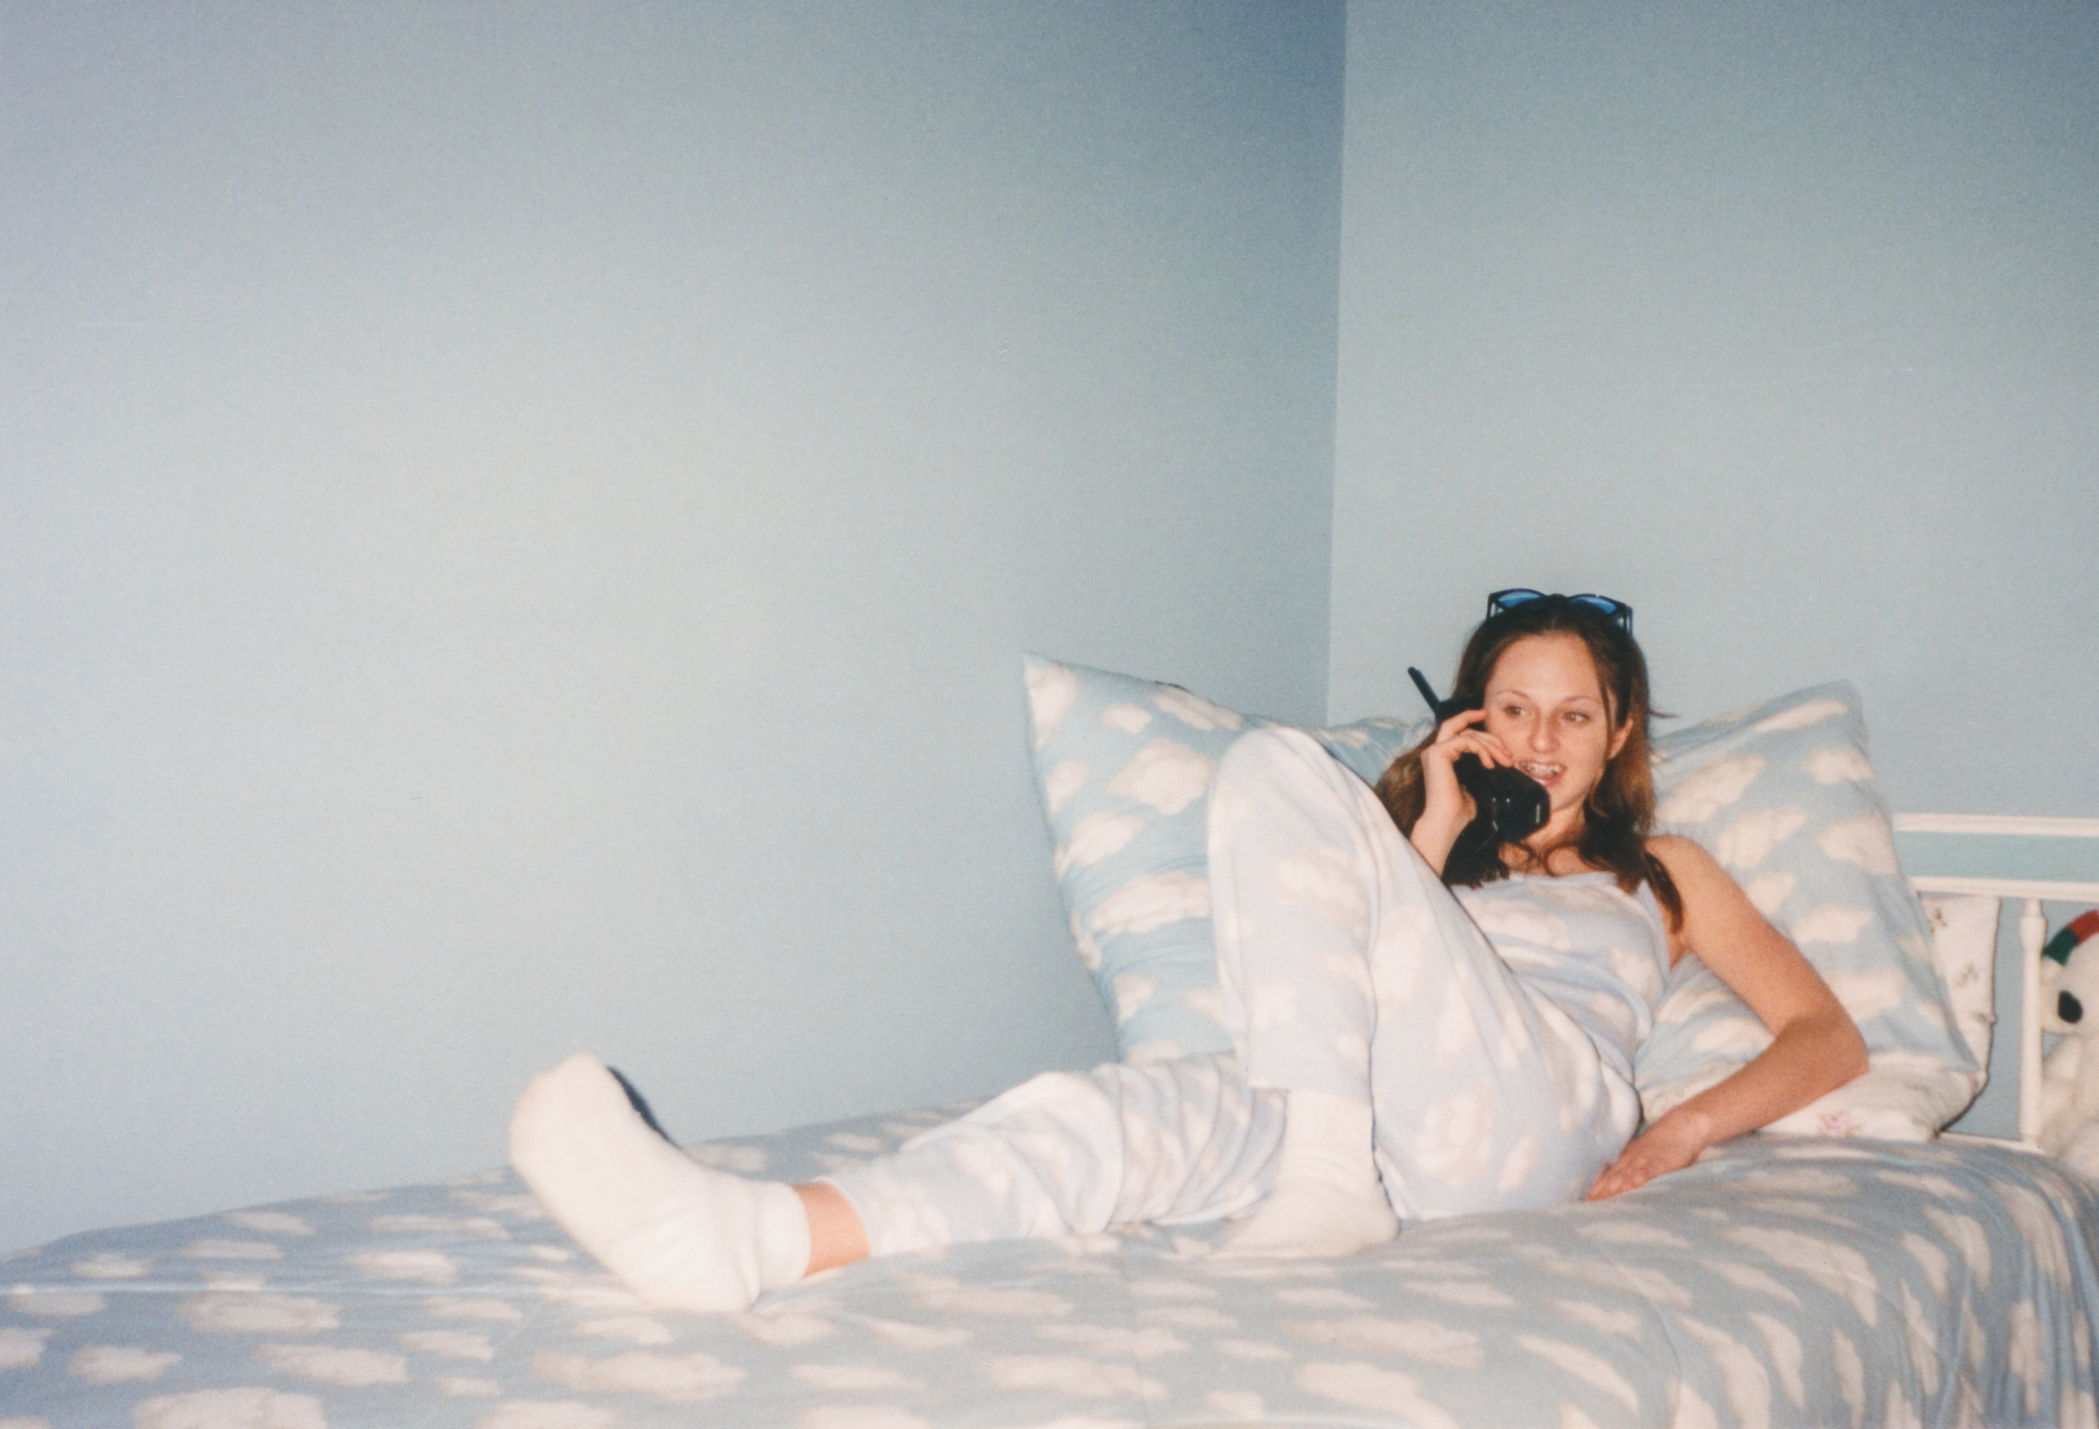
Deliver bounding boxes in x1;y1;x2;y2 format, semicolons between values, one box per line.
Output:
1480;632;1630;833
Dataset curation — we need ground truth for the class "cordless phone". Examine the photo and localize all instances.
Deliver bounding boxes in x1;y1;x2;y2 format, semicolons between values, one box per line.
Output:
1407;667;1550;845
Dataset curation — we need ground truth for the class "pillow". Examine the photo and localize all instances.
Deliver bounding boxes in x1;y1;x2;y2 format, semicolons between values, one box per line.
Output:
1024;655;1425;1062
1635;684;1983;1140
1637;898;1997;1143
1924;893;2000;1075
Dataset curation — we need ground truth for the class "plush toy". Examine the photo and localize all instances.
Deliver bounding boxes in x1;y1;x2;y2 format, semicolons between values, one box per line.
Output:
2039;910;2099;1179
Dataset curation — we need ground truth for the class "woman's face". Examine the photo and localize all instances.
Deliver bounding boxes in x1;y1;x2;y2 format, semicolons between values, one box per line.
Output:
1480;633;1630;819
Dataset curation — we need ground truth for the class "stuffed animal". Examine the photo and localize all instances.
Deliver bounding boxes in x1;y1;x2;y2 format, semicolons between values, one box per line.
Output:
2039;910;2099;1179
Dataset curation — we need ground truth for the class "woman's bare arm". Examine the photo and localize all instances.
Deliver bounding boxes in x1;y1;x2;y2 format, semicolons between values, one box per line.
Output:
1586;835;1868;1200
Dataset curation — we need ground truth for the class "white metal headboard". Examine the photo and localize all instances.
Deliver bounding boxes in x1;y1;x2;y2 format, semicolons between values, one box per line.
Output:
1894;813;2099;1148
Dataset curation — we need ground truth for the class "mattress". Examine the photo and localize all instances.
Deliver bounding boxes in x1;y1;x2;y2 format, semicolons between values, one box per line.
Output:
6;1100;2098;1428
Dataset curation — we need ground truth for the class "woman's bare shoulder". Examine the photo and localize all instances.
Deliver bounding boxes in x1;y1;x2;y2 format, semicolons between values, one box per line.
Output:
1643;833;1711;868
1643;834;1734;896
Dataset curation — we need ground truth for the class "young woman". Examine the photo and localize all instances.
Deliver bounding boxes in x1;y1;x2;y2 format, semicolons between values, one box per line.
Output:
510;592;1868;1311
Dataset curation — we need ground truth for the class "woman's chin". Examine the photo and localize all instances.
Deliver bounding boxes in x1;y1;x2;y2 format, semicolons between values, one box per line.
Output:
1536;797;1595;840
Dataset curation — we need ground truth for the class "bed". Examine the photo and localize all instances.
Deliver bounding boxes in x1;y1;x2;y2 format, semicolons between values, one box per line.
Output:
7;663;2099;1429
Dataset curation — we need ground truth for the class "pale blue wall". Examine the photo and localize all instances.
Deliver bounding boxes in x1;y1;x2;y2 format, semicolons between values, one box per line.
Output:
10;0;2091;1253
1330;1;2098;1142
1331;3;2099;823
0;2;1345;1251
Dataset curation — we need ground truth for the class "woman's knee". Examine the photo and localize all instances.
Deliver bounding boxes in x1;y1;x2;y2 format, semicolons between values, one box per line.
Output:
1217;725;1328;788
1214;727;1363;830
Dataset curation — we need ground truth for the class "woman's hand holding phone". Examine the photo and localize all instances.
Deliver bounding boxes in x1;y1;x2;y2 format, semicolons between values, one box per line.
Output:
1409;709;1514;875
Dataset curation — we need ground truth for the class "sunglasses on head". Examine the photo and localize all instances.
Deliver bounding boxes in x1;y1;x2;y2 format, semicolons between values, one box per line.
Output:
1486;588;1634;632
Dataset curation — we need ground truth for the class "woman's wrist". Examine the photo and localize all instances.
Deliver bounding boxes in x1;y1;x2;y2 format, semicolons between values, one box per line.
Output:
1408;797;1475;875
1650;1105;1718;1159
1409;779;1473;872
1408;822;1458;876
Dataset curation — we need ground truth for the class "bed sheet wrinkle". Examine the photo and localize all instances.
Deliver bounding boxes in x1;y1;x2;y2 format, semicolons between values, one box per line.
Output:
5;1112;2099;1428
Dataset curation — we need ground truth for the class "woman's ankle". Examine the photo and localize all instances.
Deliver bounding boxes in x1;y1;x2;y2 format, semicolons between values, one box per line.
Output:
795;1182;870;1275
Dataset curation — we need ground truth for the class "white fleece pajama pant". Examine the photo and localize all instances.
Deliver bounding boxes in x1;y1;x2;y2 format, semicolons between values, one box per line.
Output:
823;727;1639;1256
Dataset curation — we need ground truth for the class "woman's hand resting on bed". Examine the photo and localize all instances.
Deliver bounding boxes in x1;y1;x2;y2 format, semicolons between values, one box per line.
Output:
1584;1108;1710;1200
1582;839;1870;1202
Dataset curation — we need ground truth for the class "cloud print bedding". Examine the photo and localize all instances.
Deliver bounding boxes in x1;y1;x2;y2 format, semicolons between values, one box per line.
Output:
10;663;2092;1427
5;1103;2098;1428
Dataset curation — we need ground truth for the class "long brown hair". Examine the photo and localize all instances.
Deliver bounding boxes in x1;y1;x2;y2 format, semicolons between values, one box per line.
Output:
1375;595;1682;926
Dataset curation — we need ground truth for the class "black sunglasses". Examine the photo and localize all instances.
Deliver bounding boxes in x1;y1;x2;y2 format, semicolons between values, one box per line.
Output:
1487;588;1634;632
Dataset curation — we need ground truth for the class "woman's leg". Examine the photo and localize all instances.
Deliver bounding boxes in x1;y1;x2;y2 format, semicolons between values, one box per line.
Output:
511;1052;1284;1311
820;1053;1283;1257
1208;726;1420;1255
1207;727;1626;1247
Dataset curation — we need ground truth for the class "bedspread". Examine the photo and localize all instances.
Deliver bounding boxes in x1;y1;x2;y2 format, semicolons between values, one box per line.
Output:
6;1103;2098;1428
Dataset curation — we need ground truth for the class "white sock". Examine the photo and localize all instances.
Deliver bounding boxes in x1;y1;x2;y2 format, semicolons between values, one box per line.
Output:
1218;1090;1399;1259
509;1054;810;1311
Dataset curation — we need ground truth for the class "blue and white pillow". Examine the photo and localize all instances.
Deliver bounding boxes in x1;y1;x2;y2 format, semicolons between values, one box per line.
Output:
1024;654;1424;1062
1639;683;1982;1138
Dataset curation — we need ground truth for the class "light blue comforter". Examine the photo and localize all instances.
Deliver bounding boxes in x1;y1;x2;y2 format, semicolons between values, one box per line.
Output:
6;1104;2098;1427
